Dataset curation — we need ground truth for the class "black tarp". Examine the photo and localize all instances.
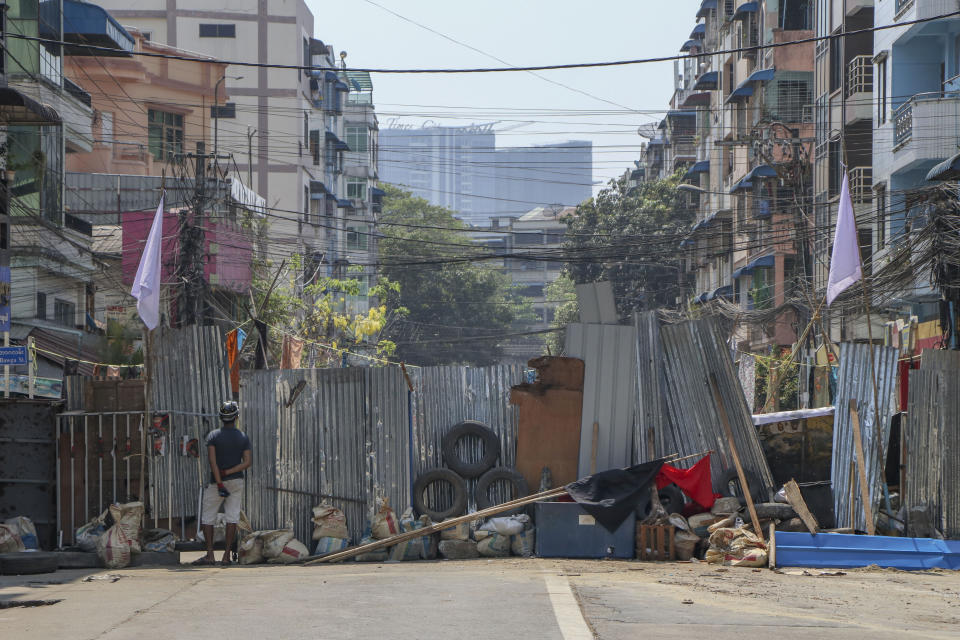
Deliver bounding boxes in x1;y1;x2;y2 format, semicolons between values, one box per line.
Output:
565;459;666;532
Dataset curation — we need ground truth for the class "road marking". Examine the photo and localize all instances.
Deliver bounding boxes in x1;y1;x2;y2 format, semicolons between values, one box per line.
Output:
543;572;594;640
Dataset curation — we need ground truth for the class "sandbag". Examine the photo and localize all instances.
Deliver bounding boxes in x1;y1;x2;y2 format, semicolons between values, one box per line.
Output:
439;539;478;560
239;532;265;565
5;517;38;550
0;524;25;553
711;497;742;515
479;515;529;536
511;529;536;557
311;503;348;540
268;538;309;564
97;525;132;569
688;513;725;537
706;526;767;568
109;502;144;553
75;511;109;552
261;529;295;559
439;520;470;541
674;530;700;561
371;497;400;539
389;509;426;561
314;536;350;556
477;533;511;557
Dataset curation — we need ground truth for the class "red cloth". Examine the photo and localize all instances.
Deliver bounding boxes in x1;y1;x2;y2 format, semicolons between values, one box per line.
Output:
655;455;715;509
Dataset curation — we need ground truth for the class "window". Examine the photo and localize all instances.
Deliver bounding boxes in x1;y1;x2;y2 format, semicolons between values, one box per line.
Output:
345;126;368;153
210;103;236;119
347;179;366;200
54;299;75;327
303;37;309;78
877;58;888;124
303;186;310;223
147;109;183;161
876;184;887;248
141;32;152;42
780;0;810;30
199;24;235;38
35;292;46;320
100;111;113;144
347;224;369;250
309;130;320;166
777;80;811;123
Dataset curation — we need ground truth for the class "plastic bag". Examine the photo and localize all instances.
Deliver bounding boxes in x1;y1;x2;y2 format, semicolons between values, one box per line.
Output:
109;502;144;554
76;510;109;552
239;532;265;565
143;528;177;553
371;497;400;539
477;533;511;557
311;503;348;540
0;524;25;553
5;517;38;550
479;515;529;536
261;529;295;559
97;525;132;569
313;536;350;556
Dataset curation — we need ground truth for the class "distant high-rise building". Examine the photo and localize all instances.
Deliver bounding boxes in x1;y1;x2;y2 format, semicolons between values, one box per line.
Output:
379;124;592;226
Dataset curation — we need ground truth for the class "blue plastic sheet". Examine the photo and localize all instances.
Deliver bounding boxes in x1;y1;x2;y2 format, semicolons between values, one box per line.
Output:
776;532;960;570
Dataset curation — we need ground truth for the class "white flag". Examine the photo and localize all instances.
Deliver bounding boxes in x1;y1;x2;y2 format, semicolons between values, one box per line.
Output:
826;174;862;306
131;194;164;329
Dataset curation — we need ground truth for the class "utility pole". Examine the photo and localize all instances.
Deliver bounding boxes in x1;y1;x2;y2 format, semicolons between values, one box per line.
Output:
178;141;209;326
246;126;253;184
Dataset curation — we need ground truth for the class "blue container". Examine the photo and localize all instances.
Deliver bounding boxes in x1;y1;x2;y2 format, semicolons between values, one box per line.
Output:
535;502;635;559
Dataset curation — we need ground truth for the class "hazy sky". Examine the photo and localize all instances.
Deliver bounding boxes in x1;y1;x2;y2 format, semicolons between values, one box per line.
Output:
307;0;700;197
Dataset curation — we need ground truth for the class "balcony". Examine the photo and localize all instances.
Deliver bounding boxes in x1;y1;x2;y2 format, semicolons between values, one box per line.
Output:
893;93;960;172
848;166;873;204
845;56;873;125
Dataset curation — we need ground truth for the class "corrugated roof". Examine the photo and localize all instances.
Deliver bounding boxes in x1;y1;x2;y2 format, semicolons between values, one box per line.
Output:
342;70;372;91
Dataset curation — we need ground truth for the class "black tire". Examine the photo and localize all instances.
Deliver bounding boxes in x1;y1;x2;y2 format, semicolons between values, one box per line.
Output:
754;503;797;520
0;553;59;575
413;468;468;522
640;484;684;518
475;467;529;514
442;420;501;478
720;467;765;505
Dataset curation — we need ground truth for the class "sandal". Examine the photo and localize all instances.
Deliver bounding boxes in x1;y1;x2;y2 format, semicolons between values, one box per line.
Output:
191;557;216;566
219;558;233;567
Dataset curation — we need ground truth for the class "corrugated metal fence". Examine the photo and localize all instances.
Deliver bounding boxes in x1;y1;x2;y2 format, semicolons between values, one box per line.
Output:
830;343;900;531
240;364;523;544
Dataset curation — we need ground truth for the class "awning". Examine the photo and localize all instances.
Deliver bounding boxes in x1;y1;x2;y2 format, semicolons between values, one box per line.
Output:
682;91;712;107
680;238;696;248
325;71;339;82
927;152;960;181
691;23;706;39
749;255;775;269
713;284;733;299
683;160;710;180
667;109;697;120
693;292;708;305
370;187;386;198
731;164;776;192
335;81;350;92
697;0;718;18
0;87;61;125
732;265;752;279
337;198;354;208
648;137;665;146
681;40;699;52
693;71;719;91
56;0;135;56
310;180;329;195
725;67;775;104
325;131;350;151
734;1;758;19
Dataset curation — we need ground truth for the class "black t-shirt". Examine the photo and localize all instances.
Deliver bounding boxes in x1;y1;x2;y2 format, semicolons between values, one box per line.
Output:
206;426;251;483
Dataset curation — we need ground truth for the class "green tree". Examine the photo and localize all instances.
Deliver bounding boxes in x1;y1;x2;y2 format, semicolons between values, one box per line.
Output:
250;254;401;367
563;172;691;316
544;274;578;355
377;185;527;366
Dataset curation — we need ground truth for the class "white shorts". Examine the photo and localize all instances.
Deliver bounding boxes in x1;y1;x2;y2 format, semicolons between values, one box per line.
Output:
201;478;244;525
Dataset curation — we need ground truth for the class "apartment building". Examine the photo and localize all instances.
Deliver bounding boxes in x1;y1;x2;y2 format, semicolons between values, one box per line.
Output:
3;0;135;375
871;0;960;326
677;0;814;352
95;0;334;259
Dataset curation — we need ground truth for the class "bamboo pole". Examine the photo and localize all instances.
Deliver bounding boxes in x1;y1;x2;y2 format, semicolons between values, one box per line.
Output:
849;400;877;535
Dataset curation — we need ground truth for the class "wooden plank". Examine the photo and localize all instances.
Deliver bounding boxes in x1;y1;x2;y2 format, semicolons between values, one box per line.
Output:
849;400;877;535
768;523;777;569
709;373;764;542
511;388;583;493
590;421;599;475
783;479;820;534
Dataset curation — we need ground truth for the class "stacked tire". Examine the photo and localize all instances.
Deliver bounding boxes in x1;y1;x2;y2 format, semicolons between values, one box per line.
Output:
413;421;529;520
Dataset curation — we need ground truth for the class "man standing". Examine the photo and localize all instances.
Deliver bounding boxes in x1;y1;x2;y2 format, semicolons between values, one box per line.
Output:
195;400;251;566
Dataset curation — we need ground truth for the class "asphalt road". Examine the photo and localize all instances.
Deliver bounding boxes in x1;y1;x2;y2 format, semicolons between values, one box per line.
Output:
2;558;958;639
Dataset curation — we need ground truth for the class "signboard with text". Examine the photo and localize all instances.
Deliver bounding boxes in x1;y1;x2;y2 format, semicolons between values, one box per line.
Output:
0;346;28;366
